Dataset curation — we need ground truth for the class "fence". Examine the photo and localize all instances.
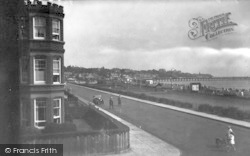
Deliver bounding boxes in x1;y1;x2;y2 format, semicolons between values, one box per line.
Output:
21;129;129;156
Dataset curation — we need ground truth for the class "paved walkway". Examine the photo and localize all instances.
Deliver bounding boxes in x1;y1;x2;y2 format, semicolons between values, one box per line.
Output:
77;96;181;156
75;85;250;129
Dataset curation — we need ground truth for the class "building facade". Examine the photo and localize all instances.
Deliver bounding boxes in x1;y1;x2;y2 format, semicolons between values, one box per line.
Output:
19;0;65;129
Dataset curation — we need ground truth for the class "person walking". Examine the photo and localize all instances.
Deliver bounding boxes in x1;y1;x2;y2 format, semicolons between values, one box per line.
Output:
109;96;114;109
117;95;122;113
227;126;234;137
226;125;236;151
118;95;121;106
227;132;236;151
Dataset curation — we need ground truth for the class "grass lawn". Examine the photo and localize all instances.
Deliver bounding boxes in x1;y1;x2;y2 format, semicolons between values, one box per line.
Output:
110;85;250;112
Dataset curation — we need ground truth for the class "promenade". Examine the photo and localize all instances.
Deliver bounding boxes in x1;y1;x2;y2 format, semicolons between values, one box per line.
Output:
77;96;181;156
69;84;250;156
76;85;250;129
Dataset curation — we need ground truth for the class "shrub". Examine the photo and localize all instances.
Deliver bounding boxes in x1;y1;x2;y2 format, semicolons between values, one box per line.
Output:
70;106;87;119
224;107;244;120
180;102;193;109
20;127;41;136
243;111;250;119
148;96;158;102
174;101;191;108
42;123;77;134
138;93;147;99
65;113;73;122
169;100;176;106
163;98;171;104
158;98;166;103
84;109;117;130
197;104;213;113
198;104;248;120
131;92;138;97
212;106;225;116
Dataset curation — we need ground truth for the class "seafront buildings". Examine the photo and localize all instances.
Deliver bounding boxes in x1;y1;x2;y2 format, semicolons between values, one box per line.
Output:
19;0;65;129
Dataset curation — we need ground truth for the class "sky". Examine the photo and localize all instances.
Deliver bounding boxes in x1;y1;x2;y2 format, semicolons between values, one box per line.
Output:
48;0;250;76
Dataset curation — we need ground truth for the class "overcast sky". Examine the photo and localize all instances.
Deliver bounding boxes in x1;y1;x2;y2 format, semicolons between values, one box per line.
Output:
52;0;250;76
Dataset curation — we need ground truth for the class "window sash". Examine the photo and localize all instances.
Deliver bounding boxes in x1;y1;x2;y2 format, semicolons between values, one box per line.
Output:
33;17;46;39
34;98;46;129
52;19;60;41
34;59;46;84
34;27;46;38
53;59;61;84
53;98;61;124
34;18;46;27
53;60;60;73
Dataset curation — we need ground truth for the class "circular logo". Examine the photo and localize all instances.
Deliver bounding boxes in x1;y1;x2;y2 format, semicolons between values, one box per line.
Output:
5;148;11;153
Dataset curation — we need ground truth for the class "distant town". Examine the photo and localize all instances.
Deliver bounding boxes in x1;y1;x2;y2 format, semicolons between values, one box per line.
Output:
64;66;214;85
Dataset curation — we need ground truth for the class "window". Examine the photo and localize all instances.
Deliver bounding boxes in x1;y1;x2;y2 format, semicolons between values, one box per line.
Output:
34;58;46;84
52;19;60;41
33;17;46;39
53;58;61;84
34;98;46;128
53;98;61;124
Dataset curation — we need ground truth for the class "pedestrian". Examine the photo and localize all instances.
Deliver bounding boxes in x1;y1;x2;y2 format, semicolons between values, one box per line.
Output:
118;95;121;106
226;125;236;151
227;125;234;136
227;132;236;151
117;95;122;113
109;96;114;109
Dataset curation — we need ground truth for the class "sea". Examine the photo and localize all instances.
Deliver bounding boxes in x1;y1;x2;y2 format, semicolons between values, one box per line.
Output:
158;78;250;90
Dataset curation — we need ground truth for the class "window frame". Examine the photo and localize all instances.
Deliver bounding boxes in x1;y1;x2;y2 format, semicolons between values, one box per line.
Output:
53;57;61;84
34;98;47;129
53;98;61;124
33;17;46;40
34;58;46;84
52;18;60;41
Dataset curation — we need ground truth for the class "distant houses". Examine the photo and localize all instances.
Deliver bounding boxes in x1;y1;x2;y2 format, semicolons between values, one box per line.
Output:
66;72;99;84
123;75;133;83
64;72;73;80
64;67;217;88
65;69;157;86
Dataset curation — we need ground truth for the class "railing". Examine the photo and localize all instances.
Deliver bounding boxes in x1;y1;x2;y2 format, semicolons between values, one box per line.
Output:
21;129;129;156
